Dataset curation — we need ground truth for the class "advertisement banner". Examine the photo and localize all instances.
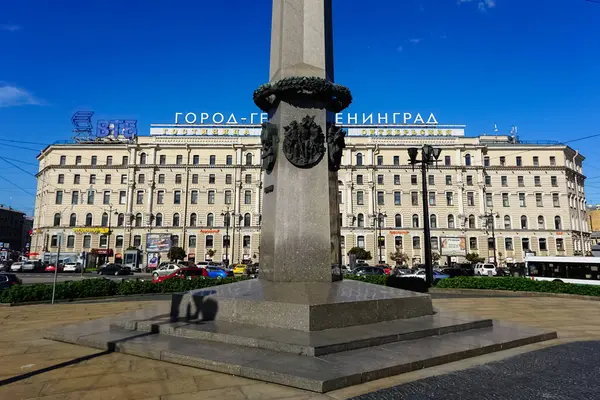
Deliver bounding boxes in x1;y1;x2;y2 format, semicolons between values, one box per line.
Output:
440;237;466;256
146;233;172;252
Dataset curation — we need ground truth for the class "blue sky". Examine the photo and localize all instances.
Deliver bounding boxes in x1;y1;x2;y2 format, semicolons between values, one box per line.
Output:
1;0;599;214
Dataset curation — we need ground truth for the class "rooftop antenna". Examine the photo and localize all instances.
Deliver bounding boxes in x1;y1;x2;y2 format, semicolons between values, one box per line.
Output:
494;124;499;134
511;126;518;143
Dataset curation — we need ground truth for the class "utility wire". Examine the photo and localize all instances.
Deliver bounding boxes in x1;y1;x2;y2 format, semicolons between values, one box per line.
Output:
0;174;35;196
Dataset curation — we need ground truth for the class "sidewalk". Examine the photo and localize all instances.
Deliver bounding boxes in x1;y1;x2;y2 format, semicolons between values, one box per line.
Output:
0;296;598;400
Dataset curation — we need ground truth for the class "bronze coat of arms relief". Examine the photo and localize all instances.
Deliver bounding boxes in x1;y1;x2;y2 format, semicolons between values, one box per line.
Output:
282;115;326;169
260;122;279;174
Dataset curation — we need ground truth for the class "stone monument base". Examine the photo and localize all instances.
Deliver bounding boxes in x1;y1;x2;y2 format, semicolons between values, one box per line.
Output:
44;280;557;393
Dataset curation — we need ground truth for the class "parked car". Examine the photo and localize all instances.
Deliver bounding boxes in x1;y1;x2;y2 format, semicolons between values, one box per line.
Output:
351;266;386;276
97;263;131;276
44;263;63;273
196;261;210;269
0;260;13;272
153;267;208;283
232;264;247;275
474;263;497;276
10;262;23;272
0;273;22;290
205;266;232;279
63;262;82;273
153;263;187;278
404;269;450;282
22;260;43;272
375;264;392;275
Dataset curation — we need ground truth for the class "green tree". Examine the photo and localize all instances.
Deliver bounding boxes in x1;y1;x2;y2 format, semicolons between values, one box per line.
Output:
167;247;186;262
432;251;441;263
206;249;216;258
348;247;372;261
465;252;484;264
389;248;409;266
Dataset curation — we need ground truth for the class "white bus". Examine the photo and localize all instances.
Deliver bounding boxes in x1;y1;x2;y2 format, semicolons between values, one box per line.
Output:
525;256;600;286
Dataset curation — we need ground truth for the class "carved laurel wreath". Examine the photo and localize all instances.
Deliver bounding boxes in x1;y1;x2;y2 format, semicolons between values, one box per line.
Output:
253;76;352;113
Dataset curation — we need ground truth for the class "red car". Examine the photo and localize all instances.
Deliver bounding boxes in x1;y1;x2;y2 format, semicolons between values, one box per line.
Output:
376;264;392;275
44;264;63;273
153;267;208;283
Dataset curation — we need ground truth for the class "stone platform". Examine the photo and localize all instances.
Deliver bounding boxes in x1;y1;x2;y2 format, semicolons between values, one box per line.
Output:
43;281;557;393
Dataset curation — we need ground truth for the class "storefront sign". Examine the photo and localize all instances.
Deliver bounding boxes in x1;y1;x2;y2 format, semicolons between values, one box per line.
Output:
390;231;409;235
200;229;220;234
72;227;111;234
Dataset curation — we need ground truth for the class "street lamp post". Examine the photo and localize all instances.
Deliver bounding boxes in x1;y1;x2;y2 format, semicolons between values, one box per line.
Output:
408;145;442;288
483;211;499;266
375;209;387;263
221;207;231;266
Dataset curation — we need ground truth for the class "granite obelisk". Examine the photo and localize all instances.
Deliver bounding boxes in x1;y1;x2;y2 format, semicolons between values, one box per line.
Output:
257;0;347;282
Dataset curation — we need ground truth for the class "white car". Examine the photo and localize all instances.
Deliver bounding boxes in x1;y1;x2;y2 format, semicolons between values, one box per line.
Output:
403;269;427;279
153;263;185;278
21;261;39;272
63;262;81;273
10;262;23;272
474;263;497;276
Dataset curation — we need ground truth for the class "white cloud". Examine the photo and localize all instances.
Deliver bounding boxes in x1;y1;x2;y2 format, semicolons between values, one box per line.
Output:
0;24;21;32
396;45;403;52
409;38;423;44
457;0;496;11
0;85;42;107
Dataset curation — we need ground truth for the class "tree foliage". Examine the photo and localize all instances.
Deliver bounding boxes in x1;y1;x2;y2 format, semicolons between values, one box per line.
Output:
389;248;409;265
465;252;485;264
348;247;372;261
167;246;186;262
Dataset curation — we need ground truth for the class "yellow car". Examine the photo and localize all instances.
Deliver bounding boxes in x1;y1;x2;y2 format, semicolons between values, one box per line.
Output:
232;264;247;275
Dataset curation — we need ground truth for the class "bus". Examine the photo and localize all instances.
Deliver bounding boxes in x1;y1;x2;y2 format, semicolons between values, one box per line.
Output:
525;256;600;286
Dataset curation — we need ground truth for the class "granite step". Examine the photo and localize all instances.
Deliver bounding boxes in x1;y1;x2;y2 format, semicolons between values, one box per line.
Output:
112;312;493;356
45;321;557;393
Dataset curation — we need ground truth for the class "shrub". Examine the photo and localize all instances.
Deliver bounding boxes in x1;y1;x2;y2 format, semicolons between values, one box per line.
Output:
436;276;600;297
0;276;249;304
345;274;429;293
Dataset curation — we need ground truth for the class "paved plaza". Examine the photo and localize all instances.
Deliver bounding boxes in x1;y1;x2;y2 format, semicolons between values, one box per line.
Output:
0;295;598;400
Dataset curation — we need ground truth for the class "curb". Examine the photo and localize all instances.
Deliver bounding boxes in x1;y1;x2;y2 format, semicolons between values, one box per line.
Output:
430;287;600;301
0;292;173;307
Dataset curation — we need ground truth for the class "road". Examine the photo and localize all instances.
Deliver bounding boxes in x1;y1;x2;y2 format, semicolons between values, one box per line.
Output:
12;272;153;285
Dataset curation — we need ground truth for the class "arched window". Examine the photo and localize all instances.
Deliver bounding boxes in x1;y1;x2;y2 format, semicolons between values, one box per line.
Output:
468;214;475;229
207;213;214;227
173;213;180;227
85;213;93;226
448;214;455;228
101;212;108;227
504;215;511;229
538;216;545;229
135;213;142;227
358;213;364;227
155;213;163;227
53;213;61;227
245;153;253;166
554;216;562;230
190;213;197;227
244;213;251;227
412;214;419;228
520;215;528;229
395;214;402;228
69;213;77;227
117;213;124;227
139;152;146;165
430;214;437;229
465;154;471;166
356;153;363;166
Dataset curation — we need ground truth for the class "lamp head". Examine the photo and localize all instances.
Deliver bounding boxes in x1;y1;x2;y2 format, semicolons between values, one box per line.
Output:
432;147;442;160
422;144;433;159
407;147;419;163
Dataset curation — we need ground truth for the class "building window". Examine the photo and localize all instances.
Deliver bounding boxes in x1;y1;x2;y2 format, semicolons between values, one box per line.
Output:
57;174;64;184
519;193;526;207
71;191;79;205
501;176;507;187
245;153;253;166
467;192;474;206
486;193;493;207
377;174;384;185
117;213;124;227
101;212;109;227
190;213;197;227
89;174;96;184
488;237;495;250
395;236;403;249
225;190;232;205
176;155;183;165
430;214;437;229
115;235;123;248
357;191;364;205
102;191;110;205
445;175;452;186
139;153;146;165
338;191;343;204
556;238;564;251
53;213;61;227
521;215;528;229
168;213;178;227
155;213;163;227
87;190;95;204
516;156;522;167
394;214;402;227
550;156;556;166
174;191;181;204
226;174;232;184
429;192;436;206
464;154;471;166
484;156;490;167
538;215;545;229
64;235;74;248
427;175;434;186
68;213;77;227
534;176;541;186
466;175;473;186
411;175;417;185
135;213;142;227
448;215;455;228
357;236;365;249
499;156;506;166
376;155;383;166
503;237;512;251
191;174;198;184
191;190;198;204
209;155;216;165
122;156;129;165
393;156;400;166
412;214;419;228
159;155;166;165
504;215;511;229
502;193;509;207
226;155;232;165
243;235;251;248
357;213;365;227
485;175;491;187
84;213;94;227
522;238;530;251
207;190;215;204
444;156;451;166
533;156;539;167
136;190;144;204
466;214;475;228
536;193;543;207
554;216;562;230
446;192;453;206
138;174;145;184
356;153;363;166
99;235;108;248
133;235;141;247
469;237;478;250
83;235;91;248
553;193;560;207
59;155;66;165
413;236;421;249
245;174;251;184
121;174;127;184
244;190;251;204
104;174;111;185
75;156;81;165
205;235;214;248
55;190;63;205
394;175;400;185
189;235;196;248
156;190;164;204
551;176;558;187
223;213;231;227
408;191;417;206
207;213;214;227
377;191;384;205
74;174;80;184
518;176;524;187
244;213;251;227
175;174;182;184
193;155;199;165
356;175;363;185
394;192;401;205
